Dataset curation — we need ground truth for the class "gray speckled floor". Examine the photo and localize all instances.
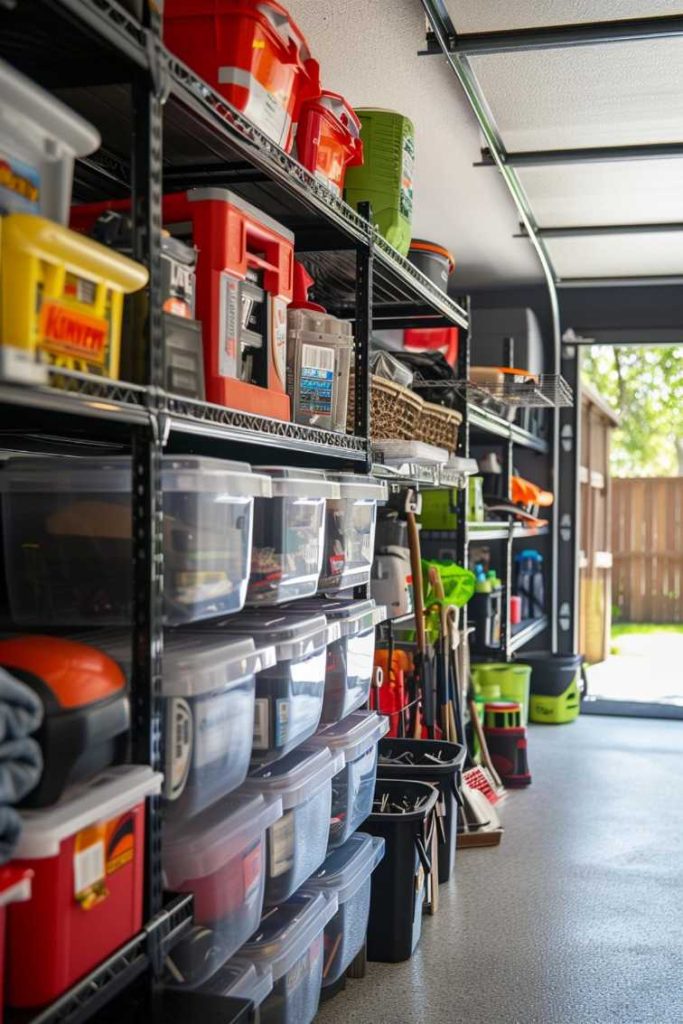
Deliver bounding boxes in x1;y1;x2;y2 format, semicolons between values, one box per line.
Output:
317;715;683;1024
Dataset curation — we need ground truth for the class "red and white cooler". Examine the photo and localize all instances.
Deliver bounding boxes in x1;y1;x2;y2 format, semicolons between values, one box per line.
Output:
7;765;161;1008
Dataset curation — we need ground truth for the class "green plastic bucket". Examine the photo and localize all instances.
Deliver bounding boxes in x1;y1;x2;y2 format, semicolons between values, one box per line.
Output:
471;662;531;724
344;109;414;256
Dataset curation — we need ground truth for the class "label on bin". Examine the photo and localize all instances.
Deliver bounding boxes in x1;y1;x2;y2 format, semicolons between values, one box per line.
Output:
0;150;40;213
218;68;291;147
275;699;290;746
166;698;193;800
299;344;335;417
39;300;109;366
74;827;106;906
269;810;295;877
242;842;262;901
253;698;271;751
400;134;415;221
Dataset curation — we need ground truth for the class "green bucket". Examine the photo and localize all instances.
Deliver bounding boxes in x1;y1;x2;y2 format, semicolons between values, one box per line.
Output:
471;662;531;724
344;109;414;256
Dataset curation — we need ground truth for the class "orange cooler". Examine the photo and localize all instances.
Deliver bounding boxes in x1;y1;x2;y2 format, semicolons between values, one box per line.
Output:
164;0;320;152
296;92;363;194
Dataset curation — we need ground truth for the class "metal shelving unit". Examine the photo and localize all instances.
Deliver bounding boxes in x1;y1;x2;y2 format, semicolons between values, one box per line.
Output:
510;616;549;654
0;2;474;1022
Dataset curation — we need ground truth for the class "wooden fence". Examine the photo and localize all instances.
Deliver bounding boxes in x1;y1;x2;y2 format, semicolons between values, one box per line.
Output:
612;477;683;624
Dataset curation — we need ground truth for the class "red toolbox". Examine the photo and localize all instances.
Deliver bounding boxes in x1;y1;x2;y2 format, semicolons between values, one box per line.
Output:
164;0;320;152
296;91;363;195
7;766;161;1008
164;188;294;419
0;867;32;1023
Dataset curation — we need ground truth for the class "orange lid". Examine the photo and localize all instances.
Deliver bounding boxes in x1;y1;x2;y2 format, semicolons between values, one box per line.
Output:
0;636;126;709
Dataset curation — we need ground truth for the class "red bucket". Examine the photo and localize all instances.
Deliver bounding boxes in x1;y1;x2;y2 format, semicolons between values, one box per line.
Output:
164;0;320;152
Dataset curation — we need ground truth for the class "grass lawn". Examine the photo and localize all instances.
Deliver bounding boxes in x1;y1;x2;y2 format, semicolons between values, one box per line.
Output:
612;622;683;638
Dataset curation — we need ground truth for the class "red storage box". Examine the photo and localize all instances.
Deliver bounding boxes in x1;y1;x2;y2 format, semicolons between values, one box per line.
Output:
296;91;363;195
404;326;459;367
0;867;32;1023
164;0;320;152
7;766;161;1008
164;188;294;419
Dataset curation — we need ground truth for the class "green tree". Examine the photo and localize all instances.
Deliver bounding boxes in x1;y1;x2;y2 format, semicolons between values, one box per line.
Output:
582;345;683;477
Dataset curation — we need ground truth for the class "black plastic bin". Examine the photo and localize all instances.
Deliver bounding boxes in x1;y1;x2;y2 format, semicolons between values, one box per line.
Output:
377;738;466;884
469;590;502;651
362;778;439;963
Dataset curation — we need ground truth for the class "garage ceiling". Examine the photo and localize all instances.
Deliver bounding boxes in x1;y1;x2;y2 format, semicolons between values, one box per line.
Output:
289;0;683;288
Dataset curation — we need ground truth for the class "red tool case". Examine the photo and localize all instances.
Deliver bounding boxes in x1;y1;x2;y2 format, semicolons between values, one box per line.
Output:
7;766;161;1008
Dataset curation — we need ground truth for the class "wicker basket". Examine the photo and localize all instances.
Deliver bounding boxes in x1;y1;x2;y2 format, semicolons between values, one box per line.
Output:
347;374;424;440
418;401;463;453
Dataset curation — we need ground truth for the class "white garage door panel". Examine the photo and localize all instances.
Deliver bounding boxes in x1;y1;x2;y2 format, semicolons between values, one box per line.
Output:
549;232;683;278
445;0;683;33
468;38;683;151
518;159;683;227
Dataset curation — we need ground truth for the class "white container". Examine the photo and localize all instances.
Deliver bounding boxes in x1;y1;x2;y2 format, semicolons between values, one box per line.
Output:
302;832;385;985
319;475;387;593
163;791;282;988
287;309;354;433
211;610;337;764
234;890;338;1024
92;630;276;822
248;469;339;605
304;711;389;849
243;747;343;905
0;456;270;626
0;58;100;223
282;598;387;723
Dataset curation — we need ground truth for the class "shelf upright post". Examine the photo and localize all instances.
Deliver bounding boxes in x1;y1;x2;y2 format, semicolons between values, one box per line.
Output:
501;337;515;659
557;335;581;654
130;50;167;969
353;203;374;599
455;296;471;568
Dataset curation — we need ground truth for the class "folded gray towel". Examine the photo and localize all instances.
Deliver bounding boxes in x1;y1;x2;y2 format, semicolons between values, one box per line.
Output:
0;668;43;742
0;737;43;805
0;804;22;866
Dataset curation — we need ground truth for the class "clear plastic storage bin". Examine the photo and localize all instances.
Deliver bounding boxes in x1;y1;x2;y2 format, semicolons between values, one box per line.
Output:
163;791;282;988
234;890;338;1024
248;469;338;605
209;611;338;765
198;958;274;1009
319;475;387;593
243;747;343;906
0;456;270;626
94;630;276;822
304;711;389;849
302;832;385;985
283;598;387;723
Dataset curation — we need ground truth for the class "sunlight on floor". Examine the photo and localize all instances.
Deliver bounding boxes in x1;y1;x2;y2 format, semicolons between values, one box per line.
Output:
587;627;683;706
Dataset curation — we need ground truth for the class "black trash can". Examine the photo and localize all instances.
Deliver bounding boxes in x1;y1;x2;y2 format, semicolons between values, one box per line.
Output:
362;778;439;963
525;652;586;724
377;738;465;884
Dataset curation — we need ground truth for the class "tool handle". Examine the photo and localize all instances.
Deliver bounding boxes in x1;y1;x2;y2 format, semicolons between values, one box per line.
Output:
406;511;426;652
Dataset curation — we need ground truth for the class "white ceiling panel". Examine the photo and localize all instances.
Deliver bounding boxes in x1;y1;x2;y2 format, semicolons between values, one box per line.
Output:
445;0;683;33
468;37;683;150
548;232;683;278
283;0;544;288
518;159;683;226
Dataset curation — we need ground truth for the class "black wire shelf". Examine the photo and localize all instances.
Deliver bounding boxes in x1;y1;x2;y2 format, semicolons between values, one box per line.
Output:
8;894;194;1024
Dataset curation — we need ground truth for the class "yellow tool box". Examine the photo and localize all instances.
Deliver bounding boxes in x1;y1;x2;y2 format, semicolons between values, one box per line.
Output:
0;213;148;383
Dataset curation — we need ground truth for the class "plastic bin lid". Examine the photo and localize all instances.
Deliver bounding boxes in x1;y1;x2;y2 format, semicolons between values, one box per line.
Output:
163;790;283;886
0;865;32;907
236;890;338;983
304;711;389;764
326;473;388;501
302;832;384;906
253;467;339;499
200;959;273;1006
280;598;387;636
242;747;343;811
0;58;100;156
0;456;271;497
90;630;276;697
212;611;336;662
16;765;162;860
